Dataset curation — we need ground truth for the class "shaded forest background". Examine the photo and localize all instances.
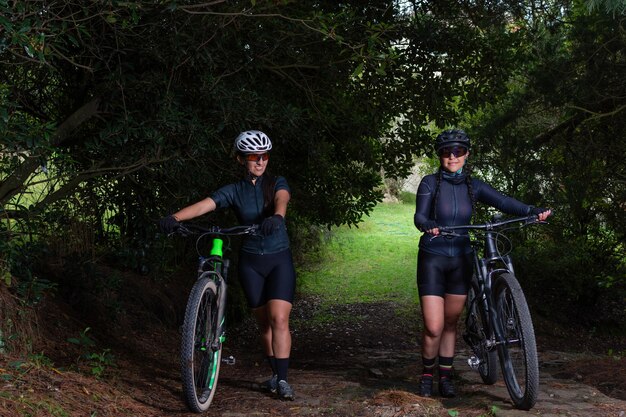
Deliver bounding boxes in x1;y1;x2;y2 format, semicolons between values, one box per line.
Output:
1;0;625;359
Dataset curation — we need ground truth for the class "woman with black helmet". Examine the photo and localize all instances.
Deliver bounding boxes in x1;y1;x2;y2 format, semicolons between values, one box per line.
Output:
413;129;551;398
159;130;296;401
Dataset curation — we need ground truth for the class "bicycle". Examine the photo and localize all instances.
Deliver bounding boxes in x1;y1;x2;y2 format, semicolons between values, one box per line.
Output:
173;223;259;413
437;214;547;410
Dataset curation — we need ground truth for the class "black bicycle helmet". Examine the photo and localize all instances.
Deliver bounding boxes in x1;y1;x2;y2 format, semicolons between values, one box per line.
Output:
434;129;471;152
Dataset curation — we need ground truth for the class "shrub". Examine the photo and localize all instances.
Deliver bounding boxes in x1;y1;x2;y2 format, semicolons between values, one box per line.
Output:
516;236;626;329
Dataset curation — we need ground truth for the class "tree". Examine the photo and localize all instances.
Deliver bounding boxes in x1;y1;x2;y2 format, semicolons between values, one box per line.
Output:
461;1;626;325
1;1;529;236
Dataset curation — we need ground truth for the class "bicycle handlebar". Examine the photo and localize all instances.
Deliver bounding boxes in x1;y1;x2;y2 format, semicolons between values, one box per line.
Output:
174;223;260;238
437;214;547;238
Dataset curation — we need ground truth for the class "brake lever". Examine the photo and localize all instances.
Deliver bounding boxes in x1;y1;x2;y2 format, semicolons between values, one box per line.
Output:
249;224;261;236
174;224;192;237
429;230;460;241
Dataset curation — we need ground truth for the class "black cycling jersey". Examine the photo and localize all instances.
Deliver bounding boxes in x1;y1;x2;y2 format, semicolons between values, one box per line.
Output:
414;172;532;257
211;175;291;254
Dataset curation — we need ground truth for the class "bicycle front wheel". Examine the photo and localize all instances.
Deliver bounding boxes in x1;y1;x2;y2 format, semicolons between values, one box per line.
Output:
493;272;539;410
180;277;222;413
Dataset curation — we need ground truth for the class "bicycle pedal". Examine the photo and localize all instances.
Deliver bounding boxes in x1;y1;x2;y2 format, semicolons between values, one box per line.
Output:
467;355;480;370
222;355;236;365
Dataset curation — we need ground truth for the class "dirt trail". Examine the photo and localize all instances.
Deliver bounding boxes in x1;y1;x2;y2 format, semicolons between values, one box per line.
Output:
108;297;626;417
4;289;625;417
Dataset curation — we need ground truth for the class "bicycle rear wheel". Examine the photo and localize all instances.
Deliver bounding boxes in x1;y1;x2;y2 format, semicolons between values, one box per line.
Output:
464;284;498;385
493;272;539;410
181;277;222;412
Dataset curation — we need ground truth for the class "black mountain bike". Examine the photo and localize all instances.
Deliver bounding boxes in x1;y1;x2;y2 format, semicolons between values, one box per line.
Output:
438;214;547;410
173;223;258;413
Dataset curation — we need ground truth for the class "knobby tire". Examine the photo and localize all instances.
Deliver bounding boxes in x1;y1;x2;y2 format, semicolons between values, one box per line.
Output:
180;277;222;413
465;284;498;385
493;272;539;410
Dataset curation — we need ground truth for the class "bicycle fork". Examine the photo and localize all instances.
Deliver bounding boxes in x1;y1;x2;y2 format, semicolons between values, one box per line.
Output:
212;260;236;366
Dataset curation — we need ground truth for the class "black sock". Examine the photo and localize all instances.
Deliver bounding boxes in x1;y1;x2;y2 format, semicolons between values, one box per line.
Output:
275;357;289;382
422;356;436;378
438;356;453;380
267;356;277;376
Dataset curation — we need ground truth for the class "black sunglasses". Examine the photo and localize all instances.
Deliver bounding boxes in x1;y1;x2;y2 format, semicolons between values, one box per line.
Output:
439;146;468;158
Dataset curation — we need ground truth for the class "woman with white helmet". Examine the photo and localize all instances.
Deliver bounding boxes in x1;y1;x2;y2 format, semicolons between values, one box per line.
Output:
159;130;296;400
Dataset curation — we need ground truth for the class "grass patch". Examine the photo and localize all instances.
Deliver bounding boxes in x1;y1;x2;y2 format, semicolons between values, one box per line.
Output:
298;202;421;306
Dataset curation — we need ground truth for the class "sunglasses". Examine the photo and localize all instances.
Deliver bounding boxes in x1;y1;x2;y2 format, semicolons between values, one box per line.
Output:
244;153;270;163
439;146;468;158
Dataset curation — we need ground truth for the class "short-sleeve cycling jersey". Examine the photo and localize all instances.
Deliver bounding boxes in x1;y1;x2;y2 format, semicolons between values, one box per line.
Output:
414;172;532;257
211;175;291;254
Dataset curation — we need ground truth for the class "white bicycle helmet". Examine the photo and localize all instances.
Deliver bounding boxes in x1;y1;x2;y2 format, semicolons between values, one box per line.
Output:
234;130;272;153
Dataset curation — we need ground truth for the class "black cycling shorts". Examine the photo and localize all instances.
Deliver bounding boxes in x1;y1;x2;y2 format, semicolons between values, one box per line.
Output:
417;251;472;297
238;248;296;308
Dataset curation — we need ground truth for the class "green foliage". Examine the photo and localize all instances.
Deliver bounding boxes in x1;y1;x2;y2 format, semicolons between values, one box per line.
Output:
287;212;326;267
399;191;415;205
67;327;96;348
67;328;115;378
15;274;57;306
516;233;626;328
1;0;624;330
1;269;10;286
0;233;58;305
86;349;115;378
478;405;500;417
462;2;625;325
586;0;626;14
28;352;55;369
2;0;528;313
0;0;544;237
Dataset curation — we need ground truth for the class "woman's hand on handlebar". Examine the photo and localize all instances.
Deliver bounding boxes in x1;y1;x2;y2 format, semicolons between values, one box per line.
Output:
537;209;552;222
159;215;180;234
530;207;552;222
426;226;440;236
421;220;440;236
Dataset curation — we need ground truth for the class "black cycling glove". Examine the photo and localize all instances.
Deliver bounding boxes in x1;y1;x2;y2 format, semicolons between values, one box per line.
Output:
529;207;549;217
159;215;180;234
419;220;438;233
261;214;284;236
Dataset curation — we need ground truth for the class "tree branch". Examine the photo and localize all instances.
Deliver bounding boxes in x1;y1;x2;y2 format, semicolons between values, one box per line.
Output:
30;156;165;212
566;103;626;121
0;98;101;205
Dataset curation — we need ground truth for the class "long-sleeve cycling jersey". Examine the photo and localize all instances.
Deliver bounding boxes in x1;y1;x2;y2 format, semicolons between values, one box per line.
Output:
414;173;532;257
211;175;291;255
